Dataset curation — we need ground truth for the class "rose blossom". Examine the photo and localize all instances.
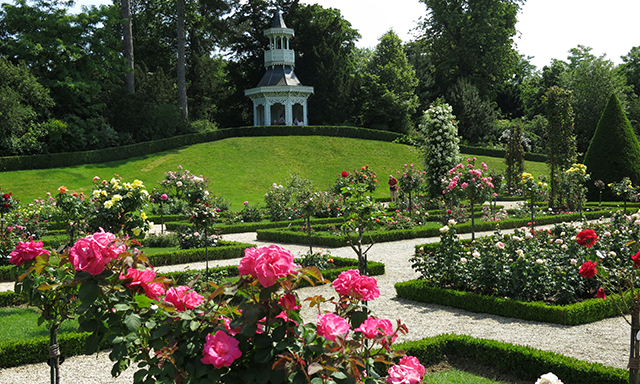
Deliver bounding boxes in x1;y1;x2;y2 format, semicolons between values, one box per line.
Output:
8;240;50;266
238;245;299;287
596;287;606;300
332;269;380;301
119;268;164;300
576;229;598;247
535;372;564;384
578;260;598;278
496;242;505;250
316;313;350;341
341;171;349;178
69;230;126;275
386;356;425;384
632;250;640;269
201;330;242;369
355;317;396;348
164;286;204;312
278;293;301;310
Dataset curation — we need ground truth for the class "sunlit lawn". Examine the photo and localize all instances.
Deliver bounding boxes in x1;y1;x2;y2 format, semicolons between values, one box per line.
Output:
0;307;80;343
0;136;548;209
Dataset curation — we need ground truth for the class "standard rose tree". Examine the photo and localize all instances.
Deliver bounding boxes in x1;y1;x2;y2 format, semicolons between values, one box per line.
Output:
10;236;425;384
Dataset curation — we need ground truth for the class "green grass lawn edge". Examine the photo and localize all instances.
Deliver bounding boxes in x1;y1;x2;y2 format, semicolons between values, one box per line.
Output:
397;333;626;384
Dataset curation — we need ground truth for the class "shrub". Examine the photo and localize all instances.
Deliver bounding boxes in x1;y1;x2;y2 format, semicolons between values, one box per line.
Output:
584;93;640;201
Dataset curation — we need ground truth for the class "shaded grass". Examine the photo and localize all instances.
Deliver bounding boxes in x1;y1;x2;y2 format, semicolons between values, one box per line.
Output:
0;307;79;343
0;136;548;209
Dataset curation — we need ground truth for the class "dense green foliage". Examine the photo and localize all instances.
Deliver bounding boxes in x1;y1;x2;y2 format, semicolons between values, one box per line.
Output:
584;93;640;201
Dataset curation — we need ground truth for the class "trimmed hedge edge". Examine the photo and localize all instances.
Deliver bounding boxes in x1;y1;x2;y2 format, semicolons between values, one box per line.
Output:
397;333;626;384
394;279;629;325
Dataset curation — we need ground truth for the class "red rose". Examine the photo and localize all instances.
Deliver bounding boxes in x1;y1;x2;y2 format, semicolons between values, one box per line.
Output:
2;193;9;199
596;287;606;300
576;229;598;247
579;260;597;278
633;250;640;269
341;171;349;178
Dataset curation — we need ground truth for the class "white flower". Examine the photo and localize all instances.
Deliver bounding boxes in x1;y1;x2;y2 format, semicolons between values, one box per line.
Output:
496;242;505;250
536;259;544;265
439;225;449;233
460;257;467;264
561;244;568;250
515;249;524;257
554;238;563;244
610;251;617;257
512;236;522;242
526;232;534;239
570;258;578;265
535;372;563;384
596;250;606;259
448;219;457;226
176;181;183;187
472;250;480;258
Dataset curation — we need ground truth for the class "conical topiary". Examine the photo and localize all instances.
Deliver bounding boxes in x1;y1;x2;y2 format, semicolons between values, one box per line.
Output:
584;93;640;201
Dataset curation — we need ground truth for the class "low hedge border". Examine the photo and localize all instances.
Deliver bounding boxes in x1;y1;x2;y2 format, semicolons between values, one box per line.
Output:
256;210;614;247
164;217;345;234
394;279;628;325
397;333;625;384
0;331;112;368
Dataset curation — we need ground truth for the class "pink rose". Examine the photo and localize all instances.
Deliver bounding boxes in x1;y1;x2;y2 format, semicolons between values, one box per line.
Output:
275;311;299;325
332;269;380;301
69;230;126;275
278;293;301;310
238;245;299;287
164;286;204;312
355;317;396;349
386;364;422;384
119;268;164;300
160;193;168;201
386;356;425;384
398;356;426;377
144;282;166;301
201;330;242;369
220;317;241;336
316;313;350;341
8;240;50;266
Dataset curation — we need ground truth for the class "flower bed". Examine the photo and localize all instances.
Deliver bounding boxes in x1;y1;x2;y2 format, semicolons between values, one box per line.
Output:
399;211;640;324
257;210;613;247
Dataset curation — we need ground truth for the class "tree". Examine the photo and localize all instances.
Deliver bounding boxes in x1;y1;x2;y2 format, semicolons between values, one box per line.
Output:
543;86;577;209
0;0;126;119
562;46;629;154
0;57;54;155
584;93;640;201
504;124;525;189
419;0;523;99
445;77;495;144
121;0;135;93
360;30;418;133
177;0;188;120
287;3;361;125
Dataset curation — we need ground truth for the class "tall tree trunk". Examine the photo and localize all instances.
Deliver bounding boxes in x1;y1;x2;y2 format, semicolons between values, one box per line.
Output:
121;0;134;93
177;0;188;120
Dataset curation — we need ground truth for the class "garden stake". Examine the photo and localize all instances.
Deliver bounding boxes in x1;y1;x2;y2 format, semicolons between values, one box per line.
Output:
49;325;60;384
630;311;640;384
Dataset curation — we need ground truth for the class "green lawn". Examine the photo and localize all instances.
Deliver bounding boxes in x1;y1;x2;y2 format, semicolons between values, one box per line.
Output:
0;307;80;343
0;136;548;209
424;368;516;384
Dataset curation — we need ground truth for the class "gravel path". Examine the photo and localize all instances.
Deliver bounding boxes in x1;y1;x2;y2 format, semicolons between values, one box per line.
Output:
0;209;630;383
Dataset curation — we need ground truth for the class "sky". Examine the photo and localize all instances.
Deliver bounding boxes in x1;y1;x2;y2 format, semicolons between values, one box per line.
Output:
71;0;640;70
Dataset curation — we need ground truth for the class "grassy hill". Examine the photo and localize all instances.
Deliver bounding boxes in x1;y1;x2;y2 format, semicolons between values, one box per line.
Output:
0;136;547;209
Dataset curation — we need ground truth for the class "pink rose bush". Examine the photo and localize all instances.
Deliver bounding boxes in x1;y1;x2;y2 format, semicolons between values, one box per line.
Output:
11;237;423;384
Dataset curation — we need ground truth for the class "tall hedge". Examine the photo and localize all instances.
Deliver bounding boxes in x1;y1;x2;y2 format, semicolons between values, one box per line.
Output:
584;93;640;201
